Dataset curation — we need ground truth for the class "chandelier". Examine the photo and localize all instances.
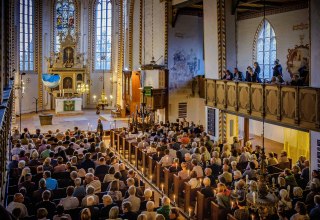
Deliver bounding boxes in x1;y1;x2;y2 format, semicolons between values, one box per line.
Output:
76;83;89;94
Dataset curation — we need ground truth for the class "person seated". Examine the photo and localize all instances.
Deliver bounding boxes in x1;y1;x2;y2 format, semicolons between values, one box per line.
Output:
43;170;58;190
120;201;138;220
268;152;279;165
59;186;79;210
291;187;304;208
95;157;109;176
242;162;257;180
216;183;231;209
219;164;232;184
157;196;171;220
81;153;95;171
81;186;99;207
85;172;101;193
233;199;249;220
310;195;320;220
107;180;123;201
122;186;141;213
277;189;292;219
279;150;289;163
282;168;298;189
178;162;189;180
73;177;86;198
140;188;153;211
124;178;143;198
290;201;309;220
231;170;242;190
245;66;257;82
200;177;214;198
37;208;49;220
159;149;173;167
18;173;35;197
6;193;28;218
100;195;117;219
233;68;244;81
222;69;234;80
187;171;201;189
35;190;56;219
191;159;204;178
53;204;72;220
103;166;116;183
53;156;66;173
204;168;216;187
107;206;122;220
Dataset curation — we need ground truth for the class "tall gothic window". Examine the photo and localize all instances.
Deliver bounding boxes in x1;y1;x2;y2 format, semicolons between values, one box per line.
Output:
95;0;112;70
55;0;75;53
19;0;34;71
256;20;276;79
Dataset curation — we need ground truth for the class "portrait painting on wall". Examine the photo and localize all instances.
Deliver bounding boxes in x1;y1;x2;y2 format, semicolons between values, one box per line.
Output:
63;77;73;89
287;45;309;79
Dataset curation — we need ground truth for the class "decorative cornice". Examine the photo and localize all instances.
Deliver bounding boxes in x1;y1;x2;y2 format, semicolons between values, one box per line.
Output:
139;0;143;66
128;0;135;70
117;0;124;105
217;0;226;78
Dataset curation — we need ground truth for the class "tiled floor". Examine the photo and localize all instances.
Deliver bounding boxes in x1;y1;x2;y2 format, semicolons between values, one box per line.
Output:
15;109;129;133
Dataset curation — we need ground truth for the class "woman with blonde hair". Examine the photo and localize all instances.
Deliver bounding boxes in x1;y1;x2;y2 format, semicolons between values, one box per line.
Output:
80;208;91;220
18;167;31;185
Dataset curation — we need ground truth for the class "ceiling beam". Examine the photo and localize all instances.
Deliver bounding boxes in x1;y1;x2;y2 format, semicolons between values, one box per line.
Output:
232;0;242;15
173;0;203;9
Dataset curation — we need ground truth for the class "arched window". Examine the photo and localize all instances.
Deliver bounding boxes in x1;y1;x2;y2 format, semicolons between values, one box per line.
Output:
55;0;76;53
95;0;112;70
256;20;276;79
19;0;34;71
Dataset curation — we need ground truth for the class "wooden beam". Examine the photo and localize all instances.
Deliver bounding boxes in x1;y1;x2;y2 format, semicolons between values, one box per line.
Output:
232;0;241;15
173;0;203;9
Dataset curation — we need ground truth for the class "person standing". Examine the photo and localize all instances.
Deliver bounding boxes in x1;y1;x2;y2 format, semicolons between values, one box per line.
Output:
97;119;104;137
273;59;283;77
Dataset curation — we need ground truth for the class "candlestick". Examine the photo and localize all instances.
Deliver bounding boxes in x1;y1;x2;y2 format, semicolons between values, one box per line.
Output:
141;168;144;175
157;152;160;158
189;208;192;217
173;194;176;204
252;192;256;204
150;175;152;181
161;184;164;192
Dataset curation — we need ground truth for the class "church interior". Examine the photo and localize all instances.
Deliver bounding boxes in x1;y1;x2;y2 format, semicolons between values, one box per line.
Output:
0;0;320;219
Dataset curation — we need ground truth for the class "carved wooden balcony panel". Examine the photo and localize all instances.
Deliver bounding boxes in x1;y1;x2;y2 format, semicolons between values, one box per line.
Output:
205;79;320;131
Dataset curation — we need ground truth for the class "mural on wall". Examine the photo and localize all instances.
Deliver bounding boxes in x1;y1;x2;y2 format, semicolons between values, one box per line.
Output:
169;49;201;93
286;44;309;83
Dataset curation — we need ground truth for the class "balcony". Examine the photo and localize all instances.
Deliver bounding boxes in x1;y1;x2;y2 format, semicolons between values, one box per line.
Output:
205;79;320;131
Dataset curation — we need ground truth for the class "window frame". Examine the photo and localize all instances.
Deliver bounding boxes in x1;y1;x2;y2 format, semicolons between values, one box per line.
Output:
255;19;277;80
94;0;112;72
19;0;35;72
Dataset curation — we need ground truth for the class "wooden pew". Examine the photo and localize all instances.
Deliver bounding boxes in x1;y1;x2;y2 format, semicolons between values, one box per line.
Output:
141;151;146;175
211;201;229;220
163;168;177;196
184;182;201;213
148;156;154;181
197;191;205;220
156;161;161;188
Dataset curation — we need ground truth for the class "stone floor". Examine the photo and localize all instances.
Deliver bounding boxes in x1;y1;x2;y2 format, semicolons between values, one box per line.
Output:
14;109;129;133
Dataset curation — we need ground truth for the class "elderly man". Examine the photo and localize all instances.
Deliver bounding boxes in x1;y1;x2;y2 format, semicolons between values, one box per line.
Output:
231;170;242;190
81;186;99;207
35;190;56;219
157;196;171;220
85;173;101;193
204;168;216;187
6;193;28;218
218;164;232;184
100;195;117;219
200;177;215;198
122;186;141;213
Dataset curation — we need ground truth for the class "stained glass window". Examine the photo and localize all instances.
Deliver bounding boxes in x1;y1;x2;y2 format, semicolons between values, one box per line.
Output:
55;0;75;53
95;0;112;70
19;0;34;71
256;20;276;79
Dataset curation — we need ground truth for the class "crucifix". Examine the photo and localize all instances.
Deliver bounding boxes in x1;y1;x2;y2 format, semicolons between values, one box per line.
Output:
66;48;72;60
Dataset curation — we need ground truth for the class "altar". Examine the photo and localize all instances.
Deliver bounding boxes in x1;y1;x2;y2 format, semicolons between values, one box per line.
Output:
55;98;83;114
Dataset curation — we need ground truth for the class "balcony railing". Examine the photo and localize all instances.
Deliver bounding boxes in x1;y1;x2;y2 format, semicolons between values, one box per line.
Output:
205;79;320;131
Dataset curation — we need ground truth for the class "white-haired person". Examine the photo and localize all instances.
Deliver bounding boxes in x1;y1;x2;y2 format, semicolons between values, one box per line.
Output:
100;195;117;219
157;196;171;220
142;201;157;220
140;188;153;211
81;186;99;207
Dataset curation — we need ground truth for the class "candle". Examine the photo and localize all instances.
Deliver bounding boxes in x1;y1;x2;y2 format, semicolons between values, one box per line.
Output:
173;194;176;203
161;184;164;192
251;214;254;220
150;175;152;181
157;152;160;158
175;163;178;170
272;177;275;188
189;208;191;217
141;168;144;175
231;201;234;208
252;192;256;204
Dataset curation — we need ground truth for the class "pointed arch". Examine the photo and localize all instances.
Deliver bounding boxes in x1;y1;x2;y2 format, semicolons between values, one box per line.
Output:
253;19;277;79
